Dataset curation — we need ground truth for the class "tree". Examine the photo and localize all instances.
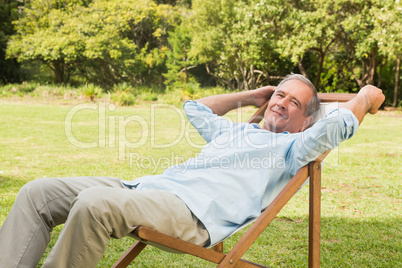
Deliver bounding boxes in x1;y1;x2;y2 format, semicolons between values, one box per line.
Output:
0;0;24;84
7;0;91;83
372;0;402;106
276;0;339;89
276;0;389;91
189;0;288;90
333;0;380;88
163;21;196;88
7;0;180;86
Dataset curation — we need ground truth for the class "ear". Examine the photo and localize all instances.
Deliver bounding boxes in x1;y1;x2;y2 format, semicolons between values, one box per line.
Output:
300;116;313;132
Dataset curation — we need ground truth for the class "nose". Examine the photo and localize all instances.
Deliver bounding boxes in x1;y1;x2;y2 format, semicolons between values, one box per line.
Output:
276;97;289;109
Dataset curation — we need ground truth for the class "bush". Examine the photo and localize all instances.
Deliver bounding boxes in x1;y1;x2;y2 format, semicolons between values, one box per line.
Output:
112;82;135;94
17;82;37;93
110;91;136;106
0;82;37;96
139;92;158;102
80;84;103;101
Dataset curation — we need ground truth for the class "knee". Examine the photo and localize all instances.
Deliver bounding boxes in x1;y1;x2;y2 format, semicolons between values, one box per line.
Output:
71;188;117;224
18;178;50;202
70;187;131;236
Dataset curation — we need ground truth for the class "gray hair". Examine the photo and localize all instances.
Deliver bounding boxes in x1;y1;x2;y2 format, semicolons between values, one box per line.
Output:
276;74;320;116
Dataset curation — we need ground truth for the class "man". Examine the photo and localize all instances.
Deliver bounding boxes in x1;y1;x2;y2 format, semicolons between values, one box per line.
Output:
0;74;385;267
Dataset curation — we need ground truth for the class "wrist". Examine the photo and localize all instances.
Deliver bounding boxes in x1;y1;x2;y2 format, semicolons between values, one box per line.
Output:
357;93;372;114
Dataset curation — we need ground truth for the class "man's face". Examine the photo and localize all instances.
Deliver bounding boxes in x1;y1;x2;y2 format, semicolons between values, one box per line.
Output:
262;79;314;133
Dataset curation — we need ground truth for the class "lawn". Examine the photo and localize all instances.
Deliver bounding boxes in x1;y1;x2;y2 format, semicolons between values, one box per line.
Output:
0;100;401;267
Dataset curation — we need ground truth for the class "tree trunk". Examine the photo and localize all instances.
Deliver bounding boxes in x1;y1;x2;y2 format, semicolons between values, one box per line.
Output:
249;64;255;90
51;60;65;84
297;60;308;78
239;64;248;91
394;56;401;107
367;52;376;85
377;60;383;88
315;49;324;89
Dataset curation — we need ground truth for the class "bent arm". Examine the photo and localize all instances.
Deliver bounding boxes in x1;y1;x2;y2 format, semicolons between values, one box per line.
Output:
196;86;275;116
341;85;385;124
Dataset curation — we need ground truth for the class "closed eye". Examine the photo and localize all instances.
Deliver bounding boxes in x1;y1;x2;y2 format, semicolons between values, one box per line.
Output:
276;92;284;98
291;98;301;109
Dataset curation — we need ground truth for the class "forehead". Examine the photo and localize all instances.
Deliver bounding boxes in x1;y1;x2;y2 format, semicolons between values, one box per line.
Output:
276;80;313;103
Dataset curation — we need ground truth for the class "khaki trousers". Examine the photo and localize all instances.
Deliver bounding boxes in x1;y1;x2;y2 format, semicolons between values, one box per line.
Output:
0;177;209;268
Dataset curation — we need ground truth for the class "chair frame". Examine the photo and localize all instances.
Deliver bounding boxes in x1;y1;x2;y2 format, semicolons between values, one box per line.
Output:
112;93;356;268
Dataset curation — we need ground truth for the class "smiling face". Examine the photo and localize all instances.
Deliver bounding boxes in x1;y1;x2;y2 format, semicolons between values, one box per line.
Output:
262;79;314;133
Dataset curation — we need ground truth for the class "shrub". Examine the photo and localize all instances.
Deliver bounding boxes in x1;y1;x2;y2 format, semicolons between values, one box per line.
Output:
80;84;103;101
112;82;135;94
139;92;158;102
110;91;136;106
17;82;37;93
0;82;37;96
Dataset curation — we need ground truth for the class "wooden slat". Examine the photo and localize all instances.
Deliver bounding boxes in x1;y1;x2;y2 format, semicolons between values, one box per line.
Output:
234;259;269;268
247;101;268;124
112;241;147;268
314;150;330;163
318;93;356;102
308;162;322;268
136;227;225;263
135;227;263;268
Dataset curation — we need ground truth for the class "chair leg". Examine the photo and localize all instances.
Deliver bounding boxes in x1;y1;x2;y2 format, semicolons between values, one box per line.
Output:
112;240;147;268
308;161;321;268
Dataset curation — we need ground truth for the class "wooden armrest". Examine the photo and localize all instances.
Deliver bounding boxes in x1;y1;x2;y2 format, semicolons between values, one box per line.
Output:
318;93;357;102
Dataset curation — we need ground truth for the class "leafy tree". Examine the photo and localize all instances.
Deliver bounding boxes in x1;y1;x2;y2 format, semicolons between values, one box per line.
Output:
0;0;24;84
7;0;180;86
163;22;196;88
71;0;179;87
4;0;400;106
276;0;339;89
372;0;402;106
190;0;289;90
334;0;380;88
7;0;91;83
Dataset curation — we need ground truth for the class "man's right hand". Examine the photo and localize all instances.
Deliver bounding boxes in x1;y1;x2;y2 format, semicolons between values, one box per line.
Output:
252;86;276;107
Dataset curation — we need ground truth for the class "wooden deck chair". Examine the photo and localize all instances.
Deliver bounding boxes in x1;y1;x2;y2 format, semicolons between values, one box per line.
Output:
113;93;356;268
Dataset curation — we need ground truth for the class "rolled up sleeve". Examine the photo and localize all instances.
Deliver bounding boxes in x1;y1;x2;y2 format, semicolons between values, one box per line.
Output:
183;100;236;143
286;108;359;175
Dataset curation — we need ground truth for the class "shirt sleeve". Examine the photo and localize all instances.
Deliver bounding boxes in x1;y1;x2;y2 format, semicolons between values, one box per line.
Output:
183;100;237;143
286;108;359;175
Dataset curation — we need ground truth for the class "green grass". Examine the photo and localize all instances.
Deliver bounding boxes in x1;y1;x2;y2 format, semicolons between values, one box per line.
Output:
0;100;401;267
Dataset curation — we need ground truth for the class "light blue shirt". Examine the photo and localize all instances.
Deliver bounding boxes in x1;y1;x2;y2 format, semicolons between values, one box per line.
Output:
123;100;359;246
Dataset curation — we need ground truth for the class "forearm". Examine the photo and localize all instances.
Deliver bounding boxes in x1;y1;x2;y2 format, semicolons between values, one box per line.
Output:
196;91;256;116
341;85;385;124
341;97;370;125
196;85;275;116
